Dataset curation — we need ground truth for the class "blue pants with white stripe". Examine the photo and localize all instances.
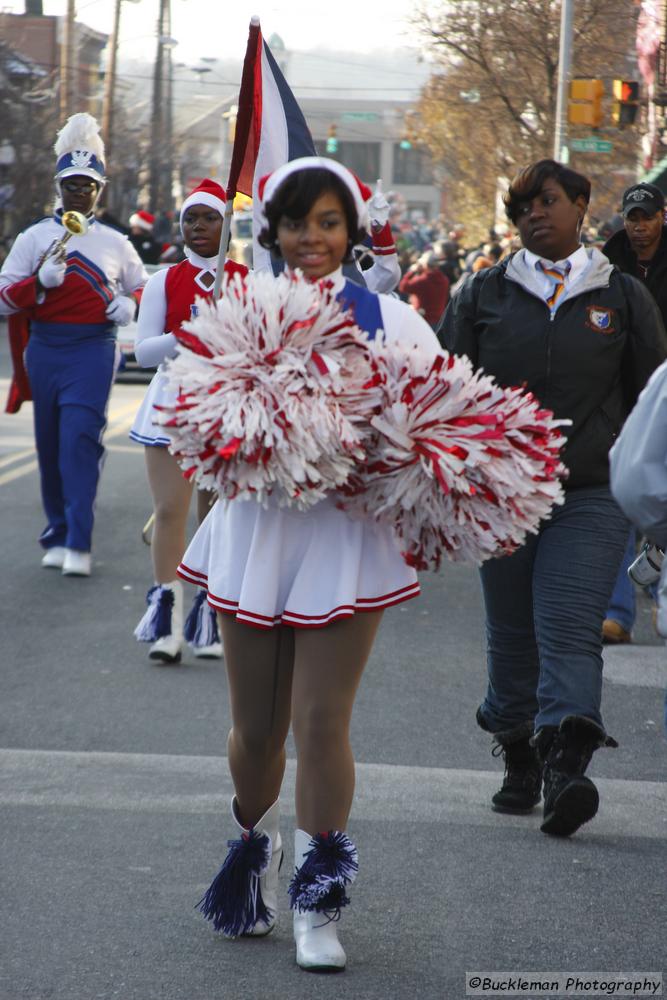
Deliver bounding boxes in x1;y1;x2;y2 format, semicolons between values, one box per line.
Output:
25;321;117;553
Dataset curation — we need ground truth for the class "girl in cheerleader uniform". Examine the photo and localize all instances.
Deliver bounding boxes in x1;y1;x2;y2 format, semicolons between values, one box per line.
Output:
179;158;440;971
130;180;247;662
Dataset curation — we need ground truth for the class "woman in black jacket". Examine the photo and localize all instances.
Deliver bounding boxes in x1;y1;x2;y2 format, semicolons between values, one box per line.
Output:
440;159;667;838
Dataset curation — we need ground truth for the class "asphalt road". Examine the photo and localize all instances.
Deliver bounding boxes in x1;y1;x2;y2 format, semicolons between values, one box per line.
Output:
0;329;665;1000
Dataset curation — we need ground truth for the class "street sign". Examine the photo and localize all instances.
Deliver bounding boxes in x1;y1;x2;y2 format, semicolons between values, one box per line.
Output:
341;112;380;122
570;137;613;153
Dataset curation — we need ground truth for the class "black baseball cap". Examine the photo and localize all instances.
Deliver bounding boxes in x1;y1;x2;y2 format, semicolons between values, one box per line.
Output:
622;183;665;217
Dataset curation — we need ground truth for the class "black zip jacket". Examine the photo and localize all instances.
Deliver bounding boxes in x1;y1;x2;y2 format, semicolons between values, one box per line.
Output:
440;250;667;489
603;225;667;327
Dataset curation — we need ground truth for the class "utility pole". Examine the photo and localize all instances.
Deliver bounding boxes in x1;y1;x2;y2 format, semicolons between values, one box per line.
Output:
101;0;121;165
149;0;166;214
163;0;174;215
149;0;175;215
553;0;574;163
59;0;76;120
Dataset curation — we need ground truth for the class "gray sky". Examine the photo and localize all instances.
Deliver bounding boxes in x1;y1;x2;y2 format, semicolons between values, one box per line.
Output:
6;0;426;63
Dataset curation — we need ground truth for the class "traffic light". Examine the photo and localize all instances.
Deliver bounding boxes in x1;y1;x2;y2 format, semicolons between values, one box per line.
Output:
326;125;338;154
568;79;604;128
612;80;640;125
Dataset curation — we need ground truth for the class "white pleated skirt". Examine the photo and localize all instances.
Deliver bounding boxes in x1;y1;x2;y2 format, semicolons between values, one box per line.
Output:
129;368;173;447
178;495;420;630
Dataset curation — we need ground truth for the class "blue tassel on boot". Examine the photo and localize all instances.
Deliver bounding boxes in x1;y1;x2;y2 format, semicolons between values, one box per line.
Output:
183;589;220;648
197;829;273;936
288;831;358;919
134;585;174;642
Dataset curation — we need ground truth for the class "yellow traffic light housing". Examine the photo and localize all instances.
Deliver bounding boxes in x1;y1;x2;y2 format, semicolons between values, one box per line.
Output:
568;78;604;128
612;80;640;125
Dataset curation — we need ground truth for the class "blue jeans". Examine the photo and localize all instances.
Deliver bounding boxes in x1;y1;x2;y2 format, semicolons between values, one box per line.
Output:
606;529;637;632
477;486;630;733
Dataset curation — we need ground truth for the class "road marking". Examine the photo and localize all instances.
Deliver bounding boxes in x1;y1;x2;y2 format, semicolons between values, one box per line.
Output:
604;645;667;688
0;402;140;486
0;460;38;486
0;446;35;470
107;444;143;455
1;748;665;839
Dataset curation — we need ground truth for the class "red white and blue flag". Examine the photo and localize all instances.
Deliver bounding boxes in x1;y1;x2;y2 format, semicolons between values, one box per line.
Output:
226;17;316;271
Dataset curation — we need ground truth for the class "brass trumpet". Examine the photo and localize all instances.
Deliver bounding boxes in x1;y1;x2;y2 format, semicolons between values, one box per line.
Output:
38;210;90;266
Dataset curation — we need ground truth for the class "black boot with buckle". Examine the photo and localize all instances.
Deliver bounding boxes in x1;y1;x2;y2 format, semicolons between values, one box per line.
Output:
534;715;618;837
478;709;542;814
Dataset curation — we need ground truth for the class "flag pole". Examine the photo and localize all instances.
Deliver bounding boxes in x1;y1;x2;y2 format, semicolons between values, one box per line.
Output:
213;15;261;298
213;199;235;299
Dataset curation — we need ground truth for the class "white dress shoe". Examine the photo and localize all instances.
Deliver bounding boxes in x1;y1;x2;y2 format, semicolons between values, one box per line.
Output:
192;641;223;659
41;546;67;569
62;549;91;576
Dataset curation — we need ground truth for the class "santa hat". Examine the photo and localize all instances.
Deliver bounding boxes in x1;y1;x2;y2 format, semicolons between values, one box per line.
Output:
179;178;227;229
54;112;106;185
129;210;155;232
258;157;372;230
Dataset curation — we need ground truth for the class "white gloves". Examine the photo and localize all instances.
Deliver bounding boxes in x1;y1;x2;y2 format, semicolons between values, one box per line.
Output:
369;179;390;229
106;295;136;326
38;254;67;289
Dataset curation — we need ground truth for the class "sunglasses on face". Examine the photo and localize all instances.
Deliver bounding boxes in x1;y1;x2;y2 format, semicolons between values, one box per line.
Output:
61;180;98;194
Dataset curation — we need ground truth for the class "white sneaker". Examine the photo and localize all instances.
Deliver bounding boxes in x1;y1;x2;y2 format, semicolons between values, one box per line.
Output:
62;549;91;577
192;641;223;659
41;546;67;569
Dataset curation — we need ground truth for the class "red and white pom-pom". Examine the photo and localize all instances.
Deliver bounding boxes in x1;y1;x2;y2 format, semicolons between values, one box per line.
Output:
342;341;570;569
155;269;381;507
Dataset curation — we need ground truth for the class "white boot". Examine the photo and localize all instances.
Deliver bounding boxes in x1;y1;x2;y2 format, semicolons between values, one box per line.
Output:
184;589;223;660
134;580;183;663
232;797;282;936
291;829;358;972
198;796;282;937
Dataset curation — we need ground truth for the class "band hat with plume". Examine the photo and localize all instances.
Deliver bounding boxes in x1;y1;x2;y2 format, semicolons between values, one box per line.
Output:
258;157;372;231
54;113;106;185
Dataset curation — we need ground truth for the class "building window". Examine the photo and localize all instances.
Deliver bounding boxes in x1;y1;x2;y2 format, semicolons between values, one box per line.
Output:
393;144;433;185
313;140;380;183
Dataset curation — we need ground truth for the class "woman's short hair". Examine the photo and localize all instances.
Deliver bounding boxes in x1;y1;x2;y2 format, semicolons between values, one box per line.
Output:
258;168;366;262
504;159;591;223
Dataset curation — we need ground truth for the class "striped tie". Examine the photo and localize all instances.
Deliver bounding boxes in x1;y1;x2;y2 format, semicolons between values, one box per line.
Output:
539;261;571;310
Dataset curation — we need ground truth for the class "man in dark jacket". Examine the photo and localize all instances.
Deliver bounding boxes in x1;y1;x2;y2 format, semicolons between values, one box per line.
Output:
604;183;667;320
602;182;667;643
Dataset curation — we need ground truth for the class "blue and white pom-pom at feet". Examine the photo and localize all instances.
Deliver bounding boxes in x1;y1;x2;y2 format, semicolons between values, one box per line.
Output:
198;797;282;938
134;580;183;663
134;583;175;642
291;829;357;972
289;830;358;919
183;588;221;654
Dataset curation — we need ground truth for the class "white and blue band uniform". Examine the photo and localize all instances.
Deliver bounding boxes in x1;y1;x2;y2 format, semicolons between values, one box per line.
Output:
0;147;147;556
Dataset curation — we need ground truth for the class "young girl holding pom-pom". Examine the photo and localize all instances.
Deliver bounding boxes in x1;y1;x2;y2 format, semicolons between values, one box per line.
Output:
130;180;247;663
176;158;440;971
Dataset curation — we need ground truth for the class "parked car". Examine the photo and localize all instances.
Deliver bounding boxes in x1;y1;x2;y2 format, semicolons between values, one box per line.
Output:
115;263;167;382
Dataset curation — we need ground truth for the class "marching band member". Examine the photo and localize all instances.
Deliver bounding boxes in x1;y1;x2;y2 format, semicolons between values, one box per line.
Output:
0;113;147;576
178;158;439;971
131;179;248;662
